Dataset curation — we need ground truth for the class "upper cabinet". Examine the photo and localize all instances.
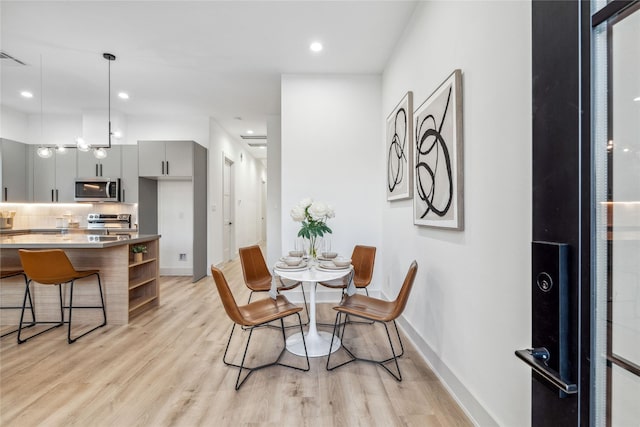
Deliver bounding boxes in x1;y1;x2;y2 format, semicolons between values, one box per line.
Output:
138;141;193;178
77;146;122;178
120;145;138;203
0;139;28;202
31;146;77;203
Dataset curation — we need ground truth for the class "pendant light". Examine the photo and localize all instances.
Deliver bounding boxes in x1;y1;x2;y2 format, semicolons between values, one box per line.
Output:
36;55;53;158
76;52;116;157
92;52;116;159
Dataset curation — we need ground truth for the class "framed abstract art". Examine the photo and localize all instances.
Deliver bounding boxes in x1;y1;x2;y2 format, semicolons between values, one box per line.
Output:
413;70;464;229
386;91;413;201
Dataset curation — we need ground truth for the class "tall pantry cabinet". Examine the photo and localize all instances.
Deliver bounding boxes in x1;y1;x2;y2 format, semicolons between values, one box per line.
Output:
137;140;207;282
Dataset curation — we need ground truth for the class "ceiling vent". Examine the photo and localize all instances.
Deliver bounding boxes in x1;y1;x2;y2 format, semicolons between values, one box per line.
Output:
0;51;27;66
247;141;267;147
240;135;267;140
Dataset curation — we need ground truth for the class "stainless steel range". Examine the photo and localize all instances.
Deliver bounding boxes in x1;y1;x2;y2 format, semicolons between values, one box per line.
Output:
87;213;132;229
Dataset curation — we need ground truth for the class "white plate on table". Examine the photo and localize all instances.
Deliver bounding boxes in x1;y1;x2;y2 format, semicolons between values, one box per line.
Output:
317;261;351;271
275;261;308;271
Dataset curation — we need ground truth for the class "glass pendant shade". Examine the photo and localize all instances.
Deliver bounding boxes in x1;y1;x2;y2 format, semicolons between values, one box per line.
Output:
36;146;53;158
93;147;108;159
76;137;91;152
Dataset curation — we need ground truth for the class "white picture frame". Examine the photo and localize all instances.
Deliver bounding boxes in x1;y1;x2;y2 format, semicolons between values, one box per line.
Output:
386;91;413;201
413;70;464;229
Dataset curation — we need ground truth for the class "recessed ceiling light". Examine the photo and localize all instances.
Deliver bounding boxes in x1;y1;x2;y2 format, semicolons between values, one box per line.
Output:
310;42;323;52
634;96;640;102
20;91;33;98
247;130;254;135
118;92;129;100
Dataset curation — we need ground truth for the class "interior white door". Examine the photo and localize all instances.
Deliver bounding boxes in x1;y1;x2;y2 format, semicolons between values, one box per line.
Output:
223;158;233;262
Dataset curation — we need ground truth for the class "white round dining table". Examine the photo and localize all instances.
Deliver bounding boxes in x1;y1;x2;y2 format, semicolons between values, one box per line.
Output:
273;264;353;357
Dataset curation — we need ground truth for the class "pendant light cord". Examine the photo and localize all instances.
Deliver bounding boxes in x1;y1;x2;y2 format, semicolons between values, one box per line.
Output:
40;54;43;142
103;52;116;149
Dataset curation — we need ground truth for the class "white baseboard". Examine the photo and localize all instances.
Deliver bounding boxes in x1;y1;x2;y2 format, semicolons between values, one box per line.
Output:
395;315;498;427
159;267;192;276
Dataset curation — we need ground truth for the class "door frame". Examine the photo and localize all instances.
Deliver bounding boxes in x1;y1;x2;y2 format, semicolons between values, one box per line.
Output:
530;1;639;425
222;156;235;262
530;1;591;424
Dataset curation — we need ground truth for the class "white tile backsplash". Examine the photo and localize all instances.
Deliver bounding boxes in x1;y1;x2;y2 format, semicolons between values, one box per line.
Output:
0;203;137;229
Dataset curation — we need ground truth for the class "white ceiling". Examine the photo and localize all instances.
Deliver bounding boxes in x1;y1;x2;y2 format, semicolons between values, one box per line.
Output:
0;1;418;160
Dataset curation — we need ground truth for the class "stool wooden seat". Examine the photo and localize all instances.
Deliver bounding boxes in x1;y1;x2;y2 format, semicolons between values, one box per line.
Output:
17;249;107;344
0;269;34;338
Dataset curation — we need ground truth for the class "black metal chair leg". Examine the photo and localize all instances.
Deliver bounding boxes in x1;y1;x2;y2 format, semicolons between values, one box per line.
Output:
1;274;36;338
222;323;238;366
67;273;108;344
235;328;255;390
326;313;404;381
223;312;310;390
17;280;63;344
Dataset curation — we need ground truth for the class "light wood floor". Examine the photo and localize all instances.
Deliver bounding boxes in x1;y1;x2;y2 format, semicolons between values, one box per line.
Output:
0;257;471;427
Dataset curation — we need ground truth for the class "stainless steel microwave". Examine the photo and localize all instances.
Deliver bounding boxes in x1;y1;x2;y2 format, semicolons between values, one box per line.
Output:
74;178;121;202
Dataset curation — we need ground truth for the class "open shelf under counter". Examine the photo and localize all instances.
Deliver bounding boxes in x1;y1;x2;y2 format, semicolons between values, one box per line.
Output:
128;239;159;319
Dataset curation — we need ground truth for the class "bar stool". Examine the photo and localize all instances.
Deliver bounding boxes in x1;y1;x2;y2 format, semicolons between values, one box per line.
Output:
17;249;107;344
0;269;34;338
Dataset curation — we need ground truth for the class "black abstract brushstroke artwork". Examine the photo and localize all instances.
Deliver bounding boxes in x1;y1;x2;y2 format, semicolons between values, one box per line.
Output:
387;107;408;193
415;87;453;219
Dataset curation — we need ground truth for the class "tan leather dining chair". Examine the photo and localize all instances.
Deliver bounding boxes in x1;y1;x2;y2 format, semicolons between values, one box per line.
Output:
326;260;418;381
17;249;107;344
239;245;308;323
211;266;309;390
318;245;376;295
0;269;34;338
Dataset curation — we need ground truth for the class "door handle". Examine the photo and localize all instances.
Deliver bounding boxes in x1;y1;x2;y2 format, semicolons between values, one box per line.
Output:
3;187;7;201
515;349;577;394
51;189;55;202
166;161;169;175
161;161;165;175
100;164;103;177
122;189;125;203
96;164;99;176
56;189;59;202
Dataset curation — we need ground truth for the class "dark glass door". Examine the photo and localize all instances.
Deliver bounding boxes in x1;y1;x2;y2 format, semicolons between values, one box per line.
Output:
528;1;639;425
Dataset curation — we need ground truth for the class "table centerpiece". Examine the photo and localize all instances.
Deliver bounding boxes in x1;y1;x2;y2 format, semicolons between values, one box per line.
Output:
290;198;335;259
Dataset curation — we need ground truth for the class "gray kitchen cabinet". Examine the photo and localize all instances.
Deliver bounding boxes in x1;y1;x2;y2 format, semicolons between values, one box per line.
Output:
0;139;28;202
76;146;122;178
138;140;193;178
31;147;77;202
138;141;207;282
120;145;138;203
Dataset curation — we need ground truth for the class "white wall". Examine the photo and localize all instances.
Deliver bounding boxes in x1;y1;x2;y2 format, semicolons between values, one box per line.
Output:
27;113;81;146
281;74;384;300
126;115;209;146
158;180;193;275
0;105;29;142
266;115;282;268
381;2;531;426
208;118;266;267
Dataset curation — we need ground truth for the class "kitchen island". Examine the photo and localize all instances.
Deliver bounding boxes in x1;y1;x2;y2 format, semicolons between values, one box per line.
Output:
0;233;160;326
